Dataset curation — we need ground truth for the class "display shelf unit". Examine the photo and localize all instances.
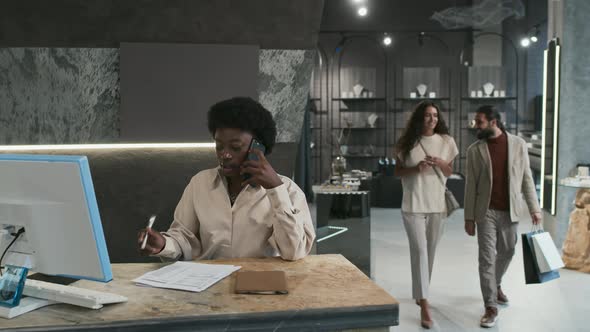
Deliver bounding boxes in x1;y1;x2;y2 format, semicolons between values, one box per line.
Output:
396;97;451;102
390;64;453;160
331;127;386;130
386;31;455;162
332;97;386;101
308;46;330;184
329;35;389;173
457;32;519;173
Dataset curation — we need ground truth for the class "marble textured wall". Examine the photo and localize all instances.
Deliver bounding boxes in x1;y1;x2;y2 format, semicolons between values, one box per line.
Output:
258;49;314;143
553;0;590;247
0;48;119;144
0;48;313;145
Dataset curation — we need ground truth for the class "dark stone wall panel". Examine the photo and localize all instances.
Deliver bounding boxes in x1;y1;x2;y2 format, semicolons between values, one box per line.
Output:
0;0;324;49
0;48;119;144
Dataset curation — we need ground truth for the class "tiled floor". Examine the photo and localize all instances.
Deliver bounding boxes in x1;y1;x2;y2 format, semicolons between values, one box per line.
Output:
366;208;590;331
311;206;590;332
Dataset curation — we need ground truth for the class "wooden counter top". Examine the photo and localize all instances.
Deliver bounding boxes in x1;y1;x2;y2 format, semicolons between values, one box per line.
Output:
0;254;399;331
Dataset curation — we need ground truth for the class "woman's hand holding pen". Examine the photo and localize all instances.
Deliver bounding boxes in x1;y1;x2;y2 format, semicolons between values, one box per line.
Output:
137;228;166;256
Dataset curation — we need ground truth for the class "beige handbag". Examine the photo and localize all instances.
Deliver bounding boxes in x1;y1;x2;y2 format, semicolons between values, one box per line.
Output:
418;141;460;217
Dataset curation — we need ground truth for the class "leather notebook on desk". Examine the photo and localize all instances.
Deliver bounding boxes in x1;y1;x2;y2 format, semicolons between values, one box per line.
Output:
234;271;288;295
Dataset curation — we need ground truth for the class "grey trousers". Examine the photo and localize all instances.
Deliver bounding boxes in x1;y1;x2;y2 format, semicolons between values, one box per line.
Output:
402;212;446;300
476;209;518;308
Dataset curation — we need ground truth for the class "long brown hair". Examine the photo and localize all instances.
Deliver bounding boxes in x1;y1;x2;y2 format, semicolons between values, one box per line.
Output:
395;101;449;161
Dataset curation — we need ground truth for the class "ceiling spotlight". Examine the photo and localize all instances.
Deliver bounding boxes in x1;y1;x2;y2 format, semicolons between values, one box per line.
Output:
383;35;392;46
357;7;368;17
520;37;531;47
530;25;541;43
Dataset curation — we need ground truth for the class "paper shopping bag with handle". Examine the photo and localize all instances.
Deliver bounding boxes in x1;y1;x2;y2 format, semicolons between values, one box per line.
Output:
522;231;560;284
532;231;565;273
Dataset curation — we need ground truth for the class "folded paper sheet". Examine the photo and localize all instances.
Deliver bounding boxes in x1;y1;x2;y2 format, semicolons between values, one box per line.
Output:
133;261;241;292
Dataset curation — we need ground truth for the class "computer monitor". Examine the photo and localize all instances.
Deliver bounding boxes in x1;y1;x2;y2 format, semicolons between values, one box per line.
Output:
0;154;112;282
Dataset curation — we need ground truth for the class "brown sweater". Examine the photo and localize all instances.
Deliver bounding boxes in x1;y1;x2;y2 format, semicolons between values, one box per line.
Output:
487;132;509;211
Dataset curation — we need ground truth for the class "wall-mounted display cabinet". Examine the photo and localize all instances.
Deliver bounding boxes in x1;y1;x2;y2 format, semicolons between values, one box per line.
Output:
457;33;520;173
328;36;389;173
309;32;522;184
392;66;453;156
309;48;330;184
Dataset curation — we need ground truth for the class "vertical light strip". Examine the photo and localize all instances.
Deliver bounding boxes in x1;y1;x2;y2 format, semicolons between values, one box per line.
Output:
551;45;561;215
540;50;548;209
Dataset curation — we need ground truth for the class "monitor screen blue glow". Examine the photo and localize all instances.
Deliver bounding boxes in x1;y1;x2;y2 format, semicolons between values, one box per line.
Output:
0;154;112;282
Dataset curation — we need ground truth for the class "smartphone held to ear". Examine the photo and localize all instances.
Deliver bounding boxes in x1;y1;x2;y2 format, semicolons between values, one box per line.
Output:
243;138;266;182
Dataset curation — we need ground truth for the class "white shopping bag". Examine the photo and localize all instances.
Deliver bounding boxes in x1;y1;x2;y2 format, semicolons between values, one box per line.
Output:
532;231;565;273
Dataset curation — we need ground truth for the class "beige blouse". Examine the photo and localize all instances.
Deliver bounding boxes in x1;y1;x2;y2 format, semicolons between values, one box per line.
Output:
154;167;316;261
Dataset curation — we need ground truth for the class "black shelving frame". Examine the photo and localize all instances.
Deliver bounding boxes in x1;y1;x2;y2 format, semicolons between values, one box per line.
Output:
329;34;389;172
390;33;454;165
308;46;330;184
457;32;519;174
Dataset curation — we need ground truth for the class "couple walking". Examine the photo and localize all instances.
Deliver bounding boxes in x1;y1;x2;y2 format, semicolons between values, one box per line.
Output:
394;101;541;329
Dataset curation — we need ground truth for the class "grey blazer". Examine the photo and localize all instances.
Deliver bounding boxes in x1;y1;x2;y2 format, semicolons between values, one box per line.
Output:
464;132;540;223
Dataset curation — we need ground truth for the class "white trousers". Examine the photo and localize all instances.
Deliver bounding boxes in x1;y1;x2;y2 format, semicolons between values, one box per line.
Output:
402;212;446;300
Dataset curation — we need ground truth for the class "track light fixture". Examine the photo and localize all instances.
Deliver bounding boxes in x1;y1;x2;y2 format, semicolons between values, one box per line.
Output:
522;24;542;47
530;25;540;43
357;6;368;17
383;34;392;46
418;32;425;47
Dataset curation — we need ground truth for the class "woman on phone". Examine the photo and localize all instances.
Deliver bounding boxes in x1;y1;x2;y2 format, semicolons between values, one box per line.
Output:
137;97;315;262
394;101;458;329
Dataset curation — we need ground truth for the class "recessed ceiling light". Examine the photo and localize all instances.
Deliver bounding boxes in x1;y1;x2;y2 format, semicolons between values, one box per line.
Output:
357;7;368;17
383;36;392;46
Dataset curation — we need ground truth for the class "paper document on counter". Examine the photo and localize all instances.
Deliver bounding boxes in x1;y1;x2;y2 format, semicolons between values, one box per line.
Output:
133;261;241;292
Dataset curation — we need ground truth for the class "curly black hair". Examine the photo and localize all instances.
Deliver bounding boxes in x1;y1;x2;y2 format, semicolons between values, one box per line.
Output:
207;97;277;154
395;100;449;161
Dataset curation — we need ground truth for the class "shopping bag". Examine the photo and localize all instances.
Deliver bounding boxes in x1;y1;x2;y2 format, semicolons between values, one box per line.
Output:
532;231;565;273
522;231;560;284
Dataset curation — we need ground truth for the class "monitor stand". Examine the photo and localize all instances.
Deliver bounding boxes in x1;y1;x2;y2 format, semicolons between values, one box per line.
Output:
27;273;78;285
0;272;65;319
0;297;56;319
0;271;78;319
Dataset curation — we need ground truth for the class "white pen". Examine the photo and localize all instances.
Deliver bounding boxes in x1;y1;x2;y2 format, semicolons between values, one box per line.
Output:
141;215;157;250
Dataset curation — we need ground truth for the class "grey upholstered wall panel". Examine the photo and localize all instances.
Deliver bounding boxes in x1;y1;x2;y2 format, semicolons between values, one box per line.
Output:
120;43;259;142
0;48;119;144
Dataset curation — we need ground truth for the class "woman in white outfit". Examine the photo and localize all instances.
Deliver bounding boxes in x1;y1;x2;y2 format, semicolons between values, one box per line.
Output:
394;101;458;329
